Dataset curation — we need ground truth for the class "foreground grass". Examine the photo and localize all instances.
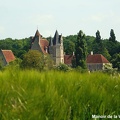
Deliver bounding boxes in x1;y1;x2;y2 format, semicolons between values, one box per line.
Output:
0;69;120;120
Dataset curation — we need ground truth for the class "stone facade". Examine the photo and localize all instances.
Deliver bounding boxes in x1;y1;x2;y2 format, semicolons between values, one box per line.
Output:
30;30;64;65
0;50;7;66
49;30;64;65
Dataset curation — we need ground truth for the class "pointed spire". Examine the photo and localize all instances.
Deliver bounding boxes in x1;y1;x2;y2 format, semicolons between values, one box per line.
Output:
34;29;43;40
49;36;53;46
53;30;59;45
35;29;40;37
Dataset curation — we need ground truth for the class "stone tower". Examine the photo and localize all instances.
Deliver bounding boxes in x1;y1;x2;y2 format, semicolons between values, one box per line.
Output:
49;30;64;65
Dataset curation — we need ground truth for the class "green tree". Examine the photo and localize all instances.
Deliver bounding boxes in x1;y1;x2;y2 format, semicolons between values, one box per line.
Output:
111;53;120;70
109;29;116;42
44;54;54;70
93;30;109;57
75;30;87;68
21;50;44;70
102;48;111;61
65;41;75;55
95;30;101;43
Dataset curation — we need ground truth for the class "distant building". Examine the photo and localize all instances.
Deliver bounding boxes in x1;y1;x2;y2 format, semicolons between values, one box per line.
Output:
30;30;49;54
30;30;64;65
86;54;112;71
0;49;15;66
64;55;74;66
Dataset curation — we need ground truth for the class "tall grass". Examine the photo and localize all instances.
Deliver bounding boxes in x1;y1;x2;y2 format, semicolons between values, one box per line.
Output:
0;69;120;120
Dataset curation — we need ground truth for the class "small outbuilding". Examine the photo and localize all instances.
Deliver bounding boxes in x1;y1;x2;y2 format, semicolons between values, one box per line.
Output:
0;49;15;66
86;54;112;71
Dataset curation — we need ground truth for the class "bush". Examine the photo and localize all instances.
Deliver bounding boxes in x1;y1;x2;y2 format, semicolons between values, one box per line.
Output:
21;50;44;70
75;66;88;73
56;63;71;72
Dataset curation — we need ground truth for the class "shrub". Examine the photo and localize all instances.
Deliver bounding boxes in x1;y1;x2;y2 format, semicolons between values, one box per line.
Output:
56;63;70;72
21;50;44;70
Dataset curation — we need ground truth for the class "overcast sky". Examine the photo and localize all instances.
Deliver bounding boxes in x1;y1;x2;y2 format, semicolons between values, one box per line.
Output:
0;0;120;41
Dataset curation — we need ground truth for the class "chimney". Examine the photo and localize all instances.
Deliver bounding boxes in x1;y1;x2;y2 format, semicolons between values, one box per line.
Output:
91;51;93;55
73;52;75;56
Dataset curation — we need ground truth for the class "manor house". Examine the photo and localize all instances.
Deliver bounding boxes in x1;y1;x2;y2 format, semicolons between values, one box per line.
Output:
30;30;73;65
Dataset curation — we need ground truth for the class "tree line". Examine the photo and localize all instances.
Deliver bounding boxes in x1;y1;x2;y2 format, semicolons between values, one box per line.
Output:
63;29;120;70
0;29;120;70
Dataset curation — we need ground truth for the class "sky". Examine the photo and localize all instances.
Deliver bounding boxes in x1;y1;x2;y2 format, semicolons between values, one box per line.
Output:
0;0;120;41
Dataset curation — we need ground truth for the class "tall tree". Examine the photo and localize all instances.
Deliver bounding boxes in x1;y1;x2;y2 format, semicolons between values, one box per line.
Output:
109;29;116;42
65;41;75;55
75;30;87;68
95;30;101;43
93;30;105;54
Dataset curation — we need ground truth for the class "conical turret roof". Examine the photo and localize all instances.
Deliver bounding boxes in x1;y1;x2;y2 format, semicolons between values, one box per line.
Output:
53;30;60;45
49;36;53;46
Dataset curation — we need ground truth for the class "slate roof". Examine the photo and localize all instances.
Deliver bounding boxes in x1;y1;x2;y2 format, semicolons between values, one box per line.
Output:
86;54;109;63
2;50;15;63
49;37;53;46
64;55;74;65
53;30;62;45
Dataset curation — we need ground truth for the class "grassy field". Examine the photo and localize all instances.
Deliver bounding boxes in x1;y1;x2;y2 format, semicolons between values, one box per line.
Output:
0;69;120;120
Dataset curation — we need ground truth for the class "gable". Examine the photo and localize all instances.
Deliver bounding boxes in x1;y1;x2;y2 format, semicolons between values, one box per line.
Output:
31;30;49;54
2;50;15;63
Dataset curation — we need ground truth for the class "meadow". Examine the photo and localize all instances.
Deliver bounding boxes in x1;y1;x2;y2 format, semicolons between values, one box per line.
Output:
0;69;120;120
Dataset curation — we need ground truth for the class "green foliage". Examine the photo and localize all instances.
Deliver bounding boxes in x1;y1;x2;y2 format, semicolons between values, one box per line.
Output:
0;62;3;70
3;58;22;71
0;29;120;70
93;30;103;54
102;48;111;61
0;70;120;119
75;66;88;73
75;30;87;68
0;38;30;58
63;35;77;55
86;36;95;53
56;63;70;72
95;30;101;43
44;54;54;70
111;53;120;70
21;50;44;70
65;41;75;55
109;29;116;42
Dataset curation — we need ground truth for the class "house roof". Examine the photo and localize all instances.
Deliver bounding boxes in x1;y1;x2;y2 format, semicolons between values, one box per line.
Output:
86;54;110;63
31;30;42;43
64;55;74;65
2;50;15;63
31;30;49;54
39;39;49;54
